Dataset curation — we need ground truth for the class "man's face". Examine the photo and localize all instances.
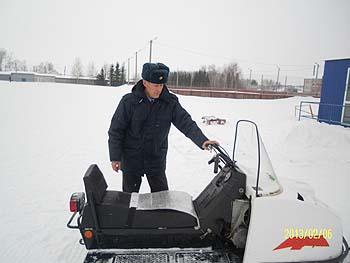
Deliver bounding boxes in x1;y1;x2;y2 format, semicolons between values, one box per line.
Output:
143;80;164;99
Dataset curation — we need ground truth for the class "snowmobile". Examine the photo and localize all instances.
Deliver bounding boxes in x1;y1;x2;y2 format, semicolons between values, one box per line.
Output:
67;120;349;263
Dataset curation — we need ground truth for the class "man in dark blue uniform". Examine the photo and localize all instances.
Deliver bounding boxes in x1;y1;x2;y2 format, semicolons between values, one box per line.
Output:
108;62;217;193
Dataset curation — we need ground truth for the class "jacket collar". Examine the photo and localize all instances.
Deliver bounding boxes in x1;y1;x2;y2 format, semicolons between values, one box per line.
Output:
132;80;172;103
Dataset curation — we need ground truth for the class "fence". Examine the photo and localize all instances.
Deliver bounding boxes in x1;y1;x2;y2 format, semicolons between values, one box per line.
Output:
295;101;350;127
169;87;307;100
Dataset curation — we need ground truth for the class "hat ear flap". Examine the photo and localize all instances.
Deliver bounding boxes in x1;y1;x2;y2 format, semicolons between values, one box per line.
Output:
157;63;170;72
149;69;168;84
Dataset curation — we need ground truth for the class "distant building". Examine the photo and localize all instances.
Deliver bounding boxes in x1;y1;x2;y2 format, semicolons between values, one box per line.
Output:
11;72;35;82
0;72;10;81
0;71;100;86
303;78;322;94
318;58;350;126
0;72;56;83
56;76;96;85
285;85;299;93
34;74;55;82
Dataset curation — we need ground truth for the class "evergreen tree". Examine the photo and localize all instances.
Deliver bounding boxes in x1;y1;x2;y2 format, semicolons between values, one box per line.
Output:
115;62;120;85
0;48;6;71
120;64;126;85
96;68;106;86
193;68;210;88
71;57;83;78
109;64;115;86
97;68;105;80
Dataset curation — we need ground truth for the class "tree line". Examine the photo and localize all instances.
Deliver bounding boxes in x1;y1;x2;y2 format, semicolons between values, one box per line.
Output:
1;48;243;89
0;48;126;86
1;47;279;89
168;63;242;90
167;63;280;90
96;62;126;86
0;48;28;72
0;48;61;74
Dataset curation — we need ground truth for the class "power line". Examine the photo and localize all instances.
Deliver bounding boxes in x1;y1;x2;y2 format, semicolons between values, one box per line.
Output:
156;41;319;68
156;41;233;62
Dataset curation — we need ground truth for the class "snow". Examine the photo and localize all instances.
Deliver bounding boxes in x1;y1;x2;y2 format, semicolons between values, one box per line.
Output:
0;81;349;262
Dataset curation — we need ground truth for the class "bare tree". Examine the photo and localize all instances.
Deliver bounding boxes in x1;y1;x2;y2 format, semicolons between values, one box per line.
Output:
86;61;96;77
2;52;27;72
222;63;240;89
46;62;54;73
15;59;27;71
103;63;110;79
71;57;83;78
33;62;57;74
4;53;15;71
0;48;6;71
207;64;218;88
13;59;19;72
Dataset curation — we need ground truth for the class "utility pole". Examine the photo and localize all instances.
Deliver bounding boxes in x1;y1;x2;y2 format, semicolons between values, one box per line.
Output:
64;66;66;76
248;68;252;88
190;72;193;88
276;66;280;91
176;70;179;87
284;76;287;90
135;51;138;82
149;37;157;63
127;58;130;85
313;62;320;93
315;63;319;80
312;63;316;76
261;74;264;89
149;40;153;63
315;63;320;94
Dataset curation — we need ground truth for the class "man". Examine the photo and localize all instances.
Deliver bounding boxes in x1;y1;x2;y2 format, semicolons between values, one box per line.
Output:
108;62;217;193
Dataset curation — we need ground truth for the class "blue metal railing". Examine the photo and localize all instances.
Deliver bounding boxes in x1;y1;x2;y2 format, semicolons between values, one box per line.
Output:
295;101;350;127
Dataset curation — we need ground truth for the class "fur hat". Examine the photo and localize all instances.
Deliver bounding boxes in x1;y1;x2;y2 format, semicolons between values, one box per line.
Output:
142;63;169;84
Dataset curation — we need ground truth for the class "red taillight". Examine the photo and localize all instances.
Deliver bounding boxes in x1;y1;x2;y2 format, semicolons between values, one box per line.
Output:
70;200;78;212
84;230;94;239
69;192;85;213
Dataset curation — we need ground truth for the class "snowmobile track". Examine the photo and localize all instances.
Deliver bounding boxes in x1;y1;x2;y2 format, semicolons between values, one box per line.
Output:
84;248;242;263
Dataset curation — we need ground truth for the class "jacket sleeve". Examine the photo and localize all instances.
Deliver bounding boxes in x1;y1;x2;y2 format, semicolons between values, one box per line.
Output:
108;97;130;161
171;98;208;149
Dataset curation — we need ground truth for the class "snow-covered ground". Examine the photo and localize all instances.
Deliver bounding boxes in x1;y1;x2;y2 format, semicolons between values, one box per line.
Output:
0;81;349;262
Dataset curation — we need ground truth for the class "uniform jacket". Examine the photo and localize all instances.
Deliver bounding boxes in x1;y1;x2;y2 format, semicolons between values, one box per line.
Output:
108;80;208;174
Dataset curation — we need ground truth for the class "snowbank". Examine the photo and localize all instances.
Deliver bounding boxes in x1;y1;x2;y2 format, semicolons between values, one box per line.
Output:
0;81;349;262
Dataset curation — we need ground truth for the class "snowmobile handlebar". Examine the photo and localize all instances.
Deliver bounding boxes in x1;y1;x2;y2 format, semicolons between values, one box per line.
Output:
208;144;236;173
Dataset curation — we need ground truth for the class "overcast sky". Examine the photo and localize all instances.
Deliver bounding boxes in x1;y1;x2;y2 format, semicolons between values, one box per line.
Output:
1;0;349;84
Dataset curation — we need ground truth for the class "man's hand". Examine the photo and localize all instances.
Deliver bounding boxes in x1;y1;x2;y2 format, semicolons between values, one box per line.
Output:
111;161;121;172
202;140;219;150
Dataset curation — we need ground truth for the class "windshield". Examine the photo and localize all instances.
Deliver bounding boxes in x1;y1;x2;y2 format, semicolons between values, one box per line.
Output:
232;120;282;197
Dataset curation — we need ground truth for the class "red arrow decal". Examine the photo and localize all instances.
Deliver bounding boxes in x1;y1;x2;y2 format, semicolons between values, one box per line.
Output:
274;236;329;251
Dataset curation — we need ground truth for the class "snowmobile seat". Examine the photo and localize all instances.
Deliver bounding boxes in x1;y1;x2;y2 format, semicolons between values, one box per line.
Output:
83;164;108;204
82;165;198;229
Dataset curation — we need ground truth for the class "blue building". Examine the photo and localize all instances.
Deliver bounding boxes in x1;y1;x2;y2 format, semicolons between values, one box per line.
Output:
318;58;350;126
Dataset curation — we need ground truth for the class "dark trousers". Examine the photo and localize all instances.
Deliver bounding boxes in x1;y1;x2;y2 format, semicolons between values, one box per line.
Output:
122;170;169;193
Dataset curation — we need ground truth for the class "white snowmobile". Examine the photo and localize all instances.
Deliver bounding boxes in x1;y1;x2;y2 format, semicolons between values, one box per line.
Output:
67;120;349;263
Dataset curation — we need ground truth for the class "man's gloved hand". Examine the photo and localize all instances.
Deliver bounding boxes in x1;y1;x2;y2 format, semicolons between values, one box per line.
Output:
111;161;121;172
202;140;219;150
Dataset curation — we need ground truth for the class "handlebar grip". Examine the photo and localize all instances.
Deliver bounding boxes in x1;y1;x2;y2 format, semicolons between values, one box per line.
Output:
208;156;216;165
214;162;218;173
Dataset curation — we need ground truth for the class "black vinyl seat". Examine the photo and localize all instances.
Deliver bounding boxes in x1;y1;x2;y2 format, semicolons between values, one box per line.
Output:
83;165;198;229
